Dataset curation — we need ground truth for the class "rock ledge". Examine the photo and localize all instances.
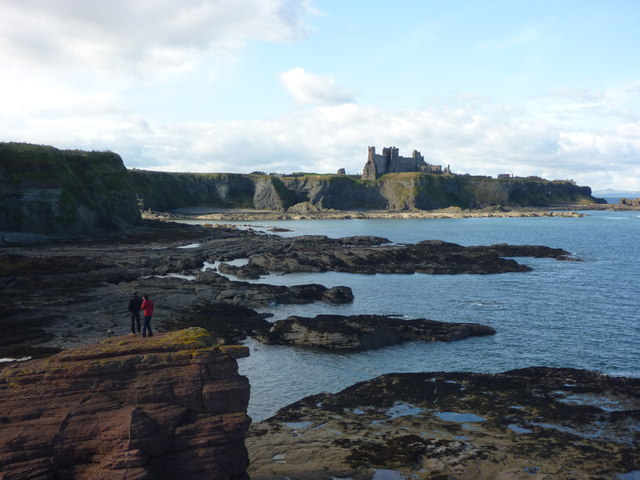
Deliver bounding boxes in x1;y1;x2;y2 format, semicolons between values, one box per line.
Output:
0;328;251;479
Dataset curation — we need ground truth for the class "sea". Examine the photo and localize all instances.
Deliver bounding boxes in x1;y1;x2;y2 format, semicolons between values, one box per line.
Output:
191;211;640;422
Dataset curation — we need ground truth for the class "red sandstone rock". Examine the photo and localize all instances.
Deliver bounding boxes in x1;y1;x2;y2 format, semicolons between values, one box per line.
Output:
0;328;251;480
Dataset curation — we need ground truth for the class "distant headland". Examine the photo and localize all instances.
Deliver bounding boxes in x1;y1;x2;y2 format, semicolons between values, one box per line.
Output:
0;141;618;236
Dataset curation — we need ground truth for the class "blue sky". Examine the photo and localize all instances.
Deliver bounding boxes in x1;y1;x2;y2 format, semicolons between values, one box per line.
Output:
1;0;639;191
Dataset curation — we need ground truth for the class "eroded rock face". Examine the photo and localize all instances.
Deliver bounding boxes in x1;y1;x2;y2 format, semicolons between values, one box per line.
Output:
247;367;640;480
0;328;251;480
255;314;495;350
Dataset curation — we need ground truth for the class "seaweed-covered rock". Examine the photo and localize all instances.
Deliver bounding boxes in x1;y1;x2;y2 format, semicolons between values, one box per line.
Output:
248;367;640;479
248;239;575;275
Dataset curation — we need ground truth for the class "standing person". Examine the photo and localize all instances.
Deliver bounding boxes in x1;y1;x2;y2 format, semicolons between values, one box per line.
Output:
141;294;154;338
128;291;142;334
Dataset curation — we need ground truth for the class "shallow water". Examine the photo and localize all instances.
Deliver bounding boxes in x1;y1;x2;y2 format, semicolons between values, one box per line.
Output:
191;211;640;421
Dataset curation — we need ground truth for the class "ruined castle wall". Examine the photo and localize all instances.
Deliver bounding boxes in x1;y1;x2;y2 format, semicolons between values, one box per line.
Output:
393;156;419;173
371;153;388;173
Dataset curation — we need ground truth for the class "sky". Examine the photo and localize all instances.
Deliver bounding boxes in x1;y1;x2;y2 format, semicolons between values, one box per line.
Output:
1;0;639;191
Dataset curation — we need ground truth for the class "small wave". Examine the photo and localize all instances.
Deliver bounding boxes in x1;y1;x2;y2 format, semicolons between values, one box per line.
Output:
178;242;201;249
0;356;31;364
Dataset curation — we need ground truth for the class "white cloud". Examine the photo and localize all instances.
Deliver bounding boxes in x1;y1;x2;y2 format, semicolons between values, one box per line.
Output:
3;94;640;190
279;67;355;105
1;2;639;192
0;0;313;77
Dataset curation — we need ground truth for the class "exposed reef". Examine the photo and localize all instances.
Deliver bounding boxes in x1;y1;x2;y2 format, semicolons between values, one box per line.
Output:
0;222;357;356
0;220;576;357
247;367;640;480
175;206;586;221
255;314;496;350
248;239;574;275
0;328;251;479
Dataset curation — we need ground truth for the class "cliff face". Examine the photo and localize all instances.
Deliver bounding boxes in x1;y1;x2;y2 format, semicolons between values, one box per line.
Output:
0;328;251;480
377;173;600;210
0;143;602;233
131;171;602;213
0;143;142;235
130;170;295;211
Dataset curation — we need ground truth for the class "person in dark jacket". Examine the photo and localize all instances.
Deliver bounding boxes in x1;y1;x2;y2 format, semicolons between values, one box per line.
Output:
128;291;142;334
141;294;154;338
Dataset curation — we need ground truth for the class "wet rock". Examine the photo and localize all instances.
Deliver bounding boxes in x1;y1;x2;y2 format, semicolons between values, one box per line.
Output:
248;239;573;275
218;262;270;279
322;286;355;304
255;314;495;350
247;367;640;480
0;223;354;354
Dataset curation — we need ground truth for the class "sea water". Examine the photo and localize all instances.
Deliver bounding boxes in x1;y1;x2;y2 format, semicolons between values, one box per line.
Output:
192;211;640;421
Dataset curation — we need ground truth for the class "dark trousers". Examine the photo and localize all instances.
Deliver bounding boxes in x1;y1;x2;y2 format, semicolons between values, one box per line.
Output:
130;311;141;333
142;316;153;337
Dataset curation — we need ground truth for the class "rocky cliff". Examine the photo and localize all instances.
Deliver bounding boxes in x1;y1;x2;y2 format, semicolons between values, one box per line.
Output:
130;170;295;211
0;143;603;235
0;328;251;479
0;143;142;235
0;142;604;236
131;171;603;213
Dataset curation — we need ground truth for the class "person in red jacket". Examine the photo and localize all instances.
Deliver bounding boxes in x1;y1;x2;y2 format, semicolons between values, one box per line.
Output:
141;294;154;338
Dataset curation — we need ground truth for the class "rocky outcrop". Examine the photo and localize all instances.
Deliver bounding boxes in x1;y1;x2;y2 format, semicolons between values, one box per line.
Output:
0;143;142;235
0;328;251;479
248;239;574;275
217;262;270;279
247;367;640;479
0;223;355;356
255;314;496;350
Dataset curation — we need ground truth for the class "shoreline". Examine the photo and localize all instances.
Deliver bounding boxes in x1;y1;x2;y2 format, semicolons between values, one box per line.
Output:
146;206;591;222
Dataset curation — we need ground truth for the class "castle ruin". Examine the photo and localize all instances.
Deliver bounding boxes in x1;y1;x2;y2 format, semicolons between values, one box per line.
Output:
362;146;450;180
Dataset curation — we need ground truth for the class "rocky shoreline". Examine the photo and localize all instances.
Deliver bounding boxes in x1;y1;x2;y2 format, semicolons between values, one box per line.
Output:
248;367;640;479
3;218;636;479
147;206;588;222
0;220;577;356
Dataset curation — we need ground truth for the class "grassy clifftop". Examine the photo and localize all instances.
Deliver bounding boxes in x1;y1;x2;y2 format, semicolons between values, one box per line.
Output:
0;143;142;234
